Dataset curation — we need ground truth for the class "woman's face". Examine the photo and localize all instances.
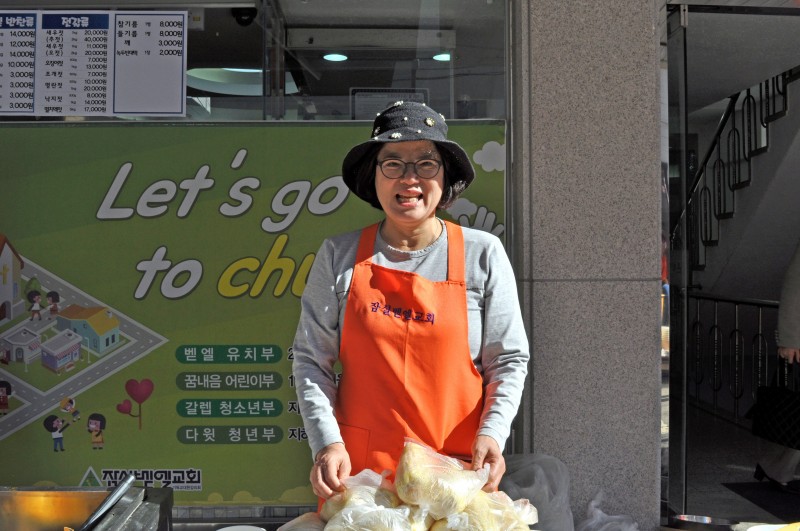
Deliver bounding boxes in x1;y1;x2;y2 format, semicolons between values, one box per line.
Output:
374;140;444;228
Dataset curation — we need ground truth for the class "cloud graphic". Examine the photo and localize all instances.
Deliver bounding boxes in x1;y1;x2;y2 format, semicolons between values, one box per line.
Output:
232;490;264;503
279;484;315;503
473;141;505;172
444;198;505;237
205;490;265;503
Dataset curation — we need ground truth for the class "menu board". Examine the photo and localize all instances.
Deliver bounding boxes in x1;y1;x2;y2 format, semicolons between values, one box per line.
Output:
0;10;186;117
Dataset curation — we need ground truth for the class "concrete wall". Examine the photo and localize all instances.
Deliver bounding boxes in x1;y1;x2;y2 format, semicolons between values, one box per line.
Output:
510;2;663;529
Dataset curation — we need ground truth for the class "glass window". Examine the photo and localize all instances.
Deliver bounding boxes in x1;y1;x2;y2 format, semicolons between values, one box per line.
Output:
0;1;508;122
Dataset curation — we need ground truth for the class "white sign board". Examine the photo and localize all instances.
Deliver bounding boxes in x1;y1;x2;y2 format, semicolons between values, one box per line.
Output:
0;10;186;117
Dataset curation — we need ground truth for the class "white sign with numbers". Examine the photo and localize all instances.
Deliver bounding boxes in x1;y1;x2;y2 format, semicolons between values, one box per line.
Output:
0;10;186;117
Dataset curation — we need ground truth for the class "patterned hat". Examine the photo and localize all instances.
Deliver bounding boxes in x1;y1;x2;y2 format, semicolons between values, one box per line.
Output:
342;101;475;204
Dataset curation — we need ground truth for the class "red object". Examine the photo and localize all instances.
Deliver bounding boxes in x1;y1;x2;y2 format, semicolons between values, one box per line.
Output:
125;378;154;404
116;400;132;414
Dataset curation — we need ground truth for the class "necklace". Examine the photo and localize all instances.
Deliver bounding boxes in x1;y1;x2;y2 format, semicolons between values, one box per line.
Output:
380;218;443;251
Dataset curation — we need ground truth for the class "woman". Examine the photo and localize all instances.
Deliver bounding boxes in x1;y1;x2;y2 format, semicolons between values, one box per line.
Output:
754;241;800;495
292;101;529;500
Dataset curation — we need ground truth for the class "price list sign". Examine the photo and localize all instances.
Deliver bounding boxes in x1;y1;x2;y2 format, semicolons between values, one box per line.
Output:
113;13;185;114
37;12;111;116
0;13;37;114
0;10;186;117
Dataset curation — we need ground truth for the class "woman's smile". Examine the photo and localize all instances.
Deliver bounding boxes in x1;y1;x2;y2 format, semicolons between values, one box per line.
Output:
395;191;424;206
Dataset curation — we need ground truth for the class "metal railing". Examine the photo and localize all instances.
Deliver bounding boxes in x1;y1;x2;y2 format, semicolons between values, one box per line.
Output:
687;291;797;424
674;69;796;272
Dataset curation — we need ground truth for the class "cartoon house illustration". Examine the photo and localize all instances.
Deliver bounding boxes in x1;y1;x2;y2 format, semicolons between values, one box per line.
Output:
0;233;24;324
56;305;121;355
41;329;82;374
0;327;41;367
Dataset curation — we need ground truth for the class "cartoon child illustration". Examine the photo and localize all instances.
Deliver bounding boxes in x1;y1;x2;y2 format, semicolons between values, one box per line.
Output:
27;290;42;321
60;397;81;421
46;291;60;319
43;415;70;452
0;381;11;415
87;413;106;450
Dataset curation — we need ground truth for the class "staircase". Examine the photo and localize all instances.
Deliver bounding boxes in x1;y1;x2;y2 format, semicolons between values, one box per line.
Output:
676;66;800;421
682;66;800;301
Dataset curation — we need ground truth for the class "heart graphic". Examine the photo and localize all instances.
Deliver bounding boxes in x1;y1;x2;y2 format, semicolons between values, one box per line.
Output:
125;379;154;404
116;400;132;414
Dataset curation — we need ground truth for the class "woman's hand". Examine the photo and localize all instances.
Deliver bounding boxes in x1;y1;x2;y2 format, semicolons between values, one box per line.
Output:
471;435;506;492
778;346;800;364
310;442;351;499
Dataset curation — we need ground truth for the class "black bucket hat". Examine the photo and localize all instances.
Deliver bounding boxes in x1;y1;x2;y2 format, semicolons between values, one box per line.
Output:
342;101;475;207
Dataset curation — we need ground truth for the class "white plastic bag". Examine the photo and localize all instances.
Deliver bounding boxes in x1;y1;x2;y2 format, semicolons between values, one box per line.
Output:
575;492;639;531
500;453;574;531
320;469;399;522
428;490;536;530
324;504;413;531
394;438;489;520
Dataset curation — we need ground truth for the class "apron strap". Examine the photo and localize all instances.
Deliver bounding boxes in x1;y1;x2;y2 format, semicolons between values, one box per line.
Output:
443;220;464;283
355;223;380;263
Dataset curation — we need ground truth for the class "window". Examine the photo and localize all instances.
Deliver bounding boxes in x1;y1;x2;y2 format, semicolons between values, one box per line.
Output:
0;1;508;122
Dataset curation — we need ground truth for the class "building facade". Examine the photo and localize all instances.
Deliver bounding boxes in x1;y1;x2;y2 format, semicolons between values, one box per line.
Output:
0;1;666;528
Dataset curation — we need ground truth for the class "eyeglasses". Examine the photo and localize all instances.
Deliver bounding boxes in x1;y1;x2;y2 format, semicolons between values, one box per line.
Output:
376;158;442;179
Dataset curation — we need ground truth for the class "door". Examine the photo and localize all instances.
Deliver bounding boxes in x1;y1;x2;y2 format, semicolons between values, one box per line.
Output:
666;4;689;519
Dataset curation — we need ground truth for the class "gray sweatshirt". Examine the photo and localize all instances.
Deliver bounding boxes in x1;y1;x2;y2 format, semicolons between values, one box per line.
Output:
291;220;530;458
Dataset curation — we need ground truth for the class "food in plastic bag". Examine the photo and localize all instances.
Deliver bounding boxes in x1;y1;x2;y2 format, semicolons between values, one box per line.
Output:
320;469;400;522
405;504;435;531
324;504;413;531
323;502;432;531
394;438;489;520
426;490;537;530
485;490;538;529
276;511;326;531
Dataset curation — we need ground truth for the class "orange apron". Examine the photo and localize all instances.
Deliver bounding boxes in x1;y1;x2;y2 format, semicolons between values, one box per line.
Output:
335;220;484;478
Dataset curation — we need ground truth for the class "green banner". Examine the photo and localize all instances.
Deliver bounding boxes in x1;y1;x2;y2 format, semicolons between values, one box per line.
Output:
0;120;505;505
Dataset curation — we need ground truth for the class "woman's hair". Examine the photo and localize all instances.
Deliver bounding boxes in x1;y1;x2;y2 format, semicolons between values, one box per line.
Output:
43;415;58;432
350;143;466;211
88;413;106;429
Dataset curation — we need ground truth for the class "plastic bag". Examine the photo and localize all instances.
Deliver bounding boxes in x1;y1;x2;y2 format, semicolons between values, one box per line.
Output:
324;504;413;531
394;438;489;520
500;453;574;531
320;469;400;522
429;489;537;530
575;492;639;531
276;511;325;531
405;504;435;531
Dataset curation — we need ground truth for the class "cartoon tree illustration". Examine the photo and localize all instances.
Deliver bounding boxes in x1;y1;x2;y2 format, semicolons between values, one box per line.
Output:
23;277;43;303
116;379;153;430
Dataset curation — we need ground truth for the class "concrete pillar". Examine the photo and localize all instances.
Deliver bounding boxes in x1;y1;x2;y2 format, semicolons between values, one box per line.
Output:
510;1;663;529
